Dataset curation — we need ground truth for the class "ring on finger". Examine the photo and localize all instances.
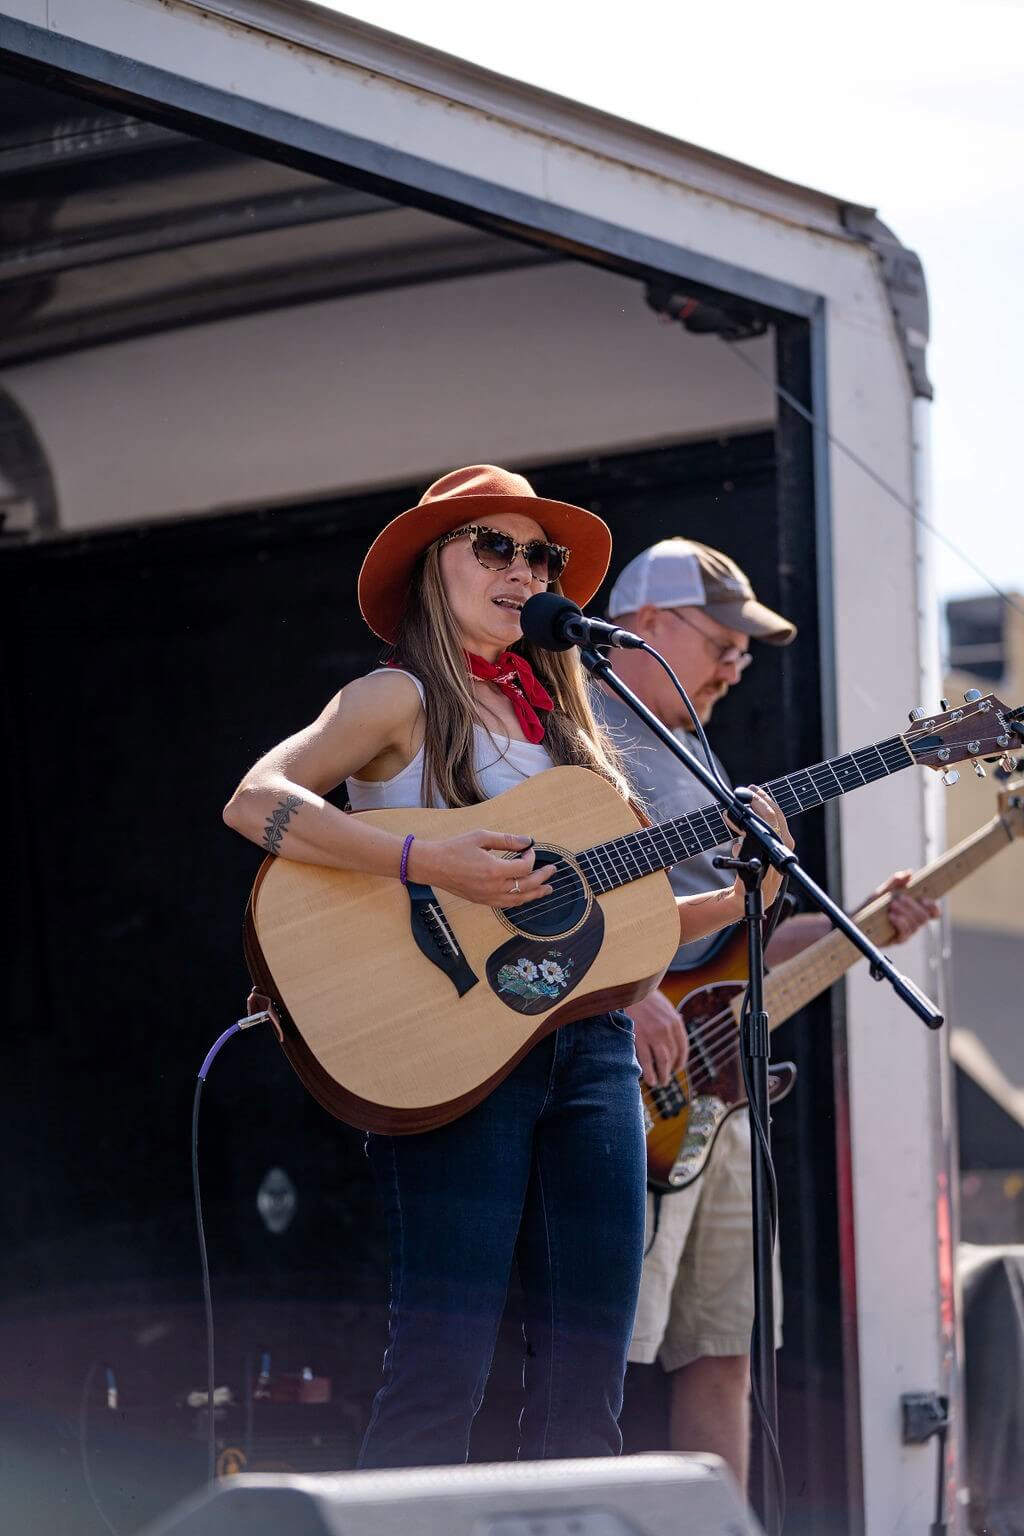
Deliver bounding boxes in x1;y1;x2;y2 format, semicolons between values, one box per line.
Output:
511;878;521;895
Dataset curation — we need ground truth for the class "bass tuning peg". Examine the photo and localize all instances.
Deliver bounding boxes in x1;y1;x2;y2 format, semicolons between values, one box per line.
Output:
941;768;960;787
940;698;951;711
973;761;987;778
964;689;983;703
909;706;928;722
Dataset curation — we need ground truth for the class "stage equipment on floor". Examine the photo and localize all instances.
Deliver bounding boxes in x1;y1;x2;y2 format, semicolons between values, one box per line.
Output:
139;1453;763;1534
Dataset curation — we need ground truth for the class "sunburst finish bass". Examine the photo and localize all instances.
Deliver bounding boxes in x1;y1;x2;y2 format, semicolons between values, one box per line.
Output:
243;695;1023;1133
645;774;1024;1191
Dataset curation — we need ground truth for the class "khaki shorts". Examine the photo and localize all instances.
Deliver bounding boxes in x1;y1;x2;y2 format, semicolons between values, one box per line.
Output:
629;1113;783;1370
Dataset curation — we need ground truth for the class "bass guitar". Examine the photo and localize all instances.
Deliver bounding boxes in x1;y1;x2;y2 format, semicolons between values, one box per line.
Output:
244;694;1023;1134
644;774;1024;1191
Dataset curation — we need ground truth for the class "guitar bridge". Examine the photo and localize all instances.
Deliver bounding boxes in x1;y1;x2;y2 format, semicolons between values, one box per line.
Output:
406;881;478;998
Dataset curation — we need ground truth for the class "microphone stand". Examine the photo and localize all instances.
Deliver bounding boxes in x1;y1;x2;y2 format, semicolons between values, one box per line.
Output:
578;644;943;1536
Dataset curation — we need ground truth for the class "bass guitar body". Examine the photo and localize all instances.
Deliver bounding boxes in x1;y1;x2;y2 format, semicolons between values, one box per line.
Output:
245;767;681;1134
643;928;797;1193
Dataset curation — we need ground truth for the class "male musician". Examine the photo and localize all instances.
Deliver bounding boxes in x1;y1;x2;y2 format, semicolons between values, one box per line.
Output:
599;538;938;1490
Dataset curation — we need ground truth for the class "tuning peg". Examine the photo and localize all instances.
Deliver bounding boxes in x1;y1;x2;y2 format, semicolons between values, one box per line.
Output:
940;698;951;711
908;706;928;722
941;768;960;787
964;689;983;703
1001;754;1017;773
973;761;987;778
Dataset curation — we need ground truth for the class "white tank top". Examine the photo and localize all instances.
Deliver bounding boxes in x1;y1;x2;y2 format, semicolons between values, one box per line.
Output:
346;669;553;810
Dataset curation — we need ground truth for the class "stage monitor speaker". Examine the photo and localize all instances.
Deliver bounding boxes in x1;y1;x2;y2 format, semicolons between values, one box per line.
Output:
140;1454;763;1534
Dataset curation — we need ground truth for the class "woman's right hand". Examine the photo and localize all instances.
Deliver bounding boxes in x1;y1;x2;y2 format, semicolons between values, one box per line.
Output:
408;830;555;908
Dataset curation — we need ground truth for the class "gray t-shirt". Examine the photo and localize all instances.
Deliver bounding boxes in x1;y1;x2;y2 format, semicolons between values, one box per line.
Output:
595;689;735;969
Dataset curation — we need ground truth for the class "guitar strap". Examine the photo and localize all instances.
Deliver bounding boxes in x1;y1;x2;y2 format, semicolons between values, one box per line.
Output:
644;1191;663;1258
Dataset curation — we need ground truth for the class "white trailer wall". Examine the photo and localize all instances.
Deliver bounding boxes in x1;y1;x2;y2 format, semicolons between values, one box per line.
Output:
3;261;774;532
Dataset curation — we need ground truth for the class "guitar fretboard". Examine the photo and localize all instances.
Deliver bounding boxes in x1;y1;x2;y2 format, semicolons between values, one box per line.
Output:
576;735;916;895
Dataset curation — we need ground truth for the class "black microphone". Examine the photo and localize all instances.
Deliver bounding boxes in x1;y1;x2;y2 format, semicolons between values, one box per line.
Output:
520;592;645;652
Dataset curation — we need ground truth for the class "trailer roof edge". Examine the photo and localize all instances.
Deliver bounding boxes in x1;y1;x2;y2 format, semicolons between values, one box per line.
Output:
174;0;873;239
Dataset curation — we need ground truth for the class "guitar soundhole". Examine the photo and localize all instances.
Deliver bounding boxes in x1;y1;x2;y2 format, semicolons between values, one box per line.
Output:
499;847;588;938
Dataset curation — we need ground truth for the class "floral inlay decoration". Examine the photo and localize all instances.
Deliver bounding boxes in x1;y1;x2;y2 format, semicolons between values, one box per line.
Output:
496;949;575;1003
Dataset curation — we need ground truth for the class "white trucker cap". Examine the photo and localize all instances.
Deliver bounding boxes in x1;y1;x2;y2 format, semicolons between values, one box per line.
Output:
607;537;796;644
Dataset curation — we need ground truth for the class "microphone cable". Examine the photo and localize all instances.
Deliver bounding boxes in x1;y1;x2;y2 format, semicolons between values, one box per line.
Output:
192;1008;278;1482
735;884;791;1536
79;1362;120;1535
635;642;734;801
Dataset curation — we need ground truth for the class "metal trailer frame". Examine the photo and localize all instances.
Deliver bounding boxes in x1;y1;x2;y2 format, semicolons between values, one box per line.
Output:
0;4;956;1530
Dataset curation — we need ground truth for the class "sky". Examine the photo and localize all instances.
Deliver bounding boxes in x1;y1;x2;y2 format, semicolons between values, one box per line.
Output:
315;0;1023;608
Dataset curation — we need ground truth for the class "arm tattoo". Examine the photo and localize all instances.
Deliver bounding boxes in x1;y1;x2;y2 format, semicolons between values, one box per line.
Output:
262;794;302;856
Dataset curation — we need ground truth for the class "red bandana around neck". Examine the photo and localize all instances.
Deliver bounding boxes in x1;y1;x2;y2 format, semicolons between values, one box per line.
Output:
466;650;554;744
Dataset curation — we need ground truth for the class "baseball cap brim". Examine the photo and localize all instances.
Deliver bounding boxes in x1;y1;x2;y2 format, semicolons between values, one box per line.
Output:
703;598;797;645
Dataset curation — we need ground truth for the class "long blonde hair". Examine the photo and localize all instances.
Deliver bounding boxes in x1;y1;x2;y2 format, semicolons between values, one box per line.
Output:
391;543;631;808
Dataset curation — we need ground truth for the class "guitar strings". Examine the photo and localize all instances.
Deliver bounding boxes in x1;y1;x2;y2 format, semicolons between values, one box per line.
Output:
652;868;944;1090
681;811;1019;1087
440;811;760;921
648;1002;769;1122
468;714;1012;1106
435;706;1005;926
651;981;823;1115
656;900;912;1104
651;986;805;1108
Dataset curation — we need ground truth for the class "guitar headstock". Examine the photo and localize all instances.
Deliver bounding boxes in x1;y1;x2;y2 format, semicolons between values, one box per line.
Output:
906;693;1024;784
997;772;1024;839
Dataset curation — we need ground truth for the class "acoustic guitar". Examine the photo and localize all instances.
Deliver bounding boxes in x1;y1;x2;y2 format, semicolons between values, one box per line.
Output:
645;775;1024;1191
243;693;1023;1134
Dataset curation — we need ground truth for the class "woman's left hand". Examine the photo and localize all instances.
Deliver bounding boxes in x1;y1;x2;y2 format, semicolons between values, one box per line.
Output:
725;788;795;909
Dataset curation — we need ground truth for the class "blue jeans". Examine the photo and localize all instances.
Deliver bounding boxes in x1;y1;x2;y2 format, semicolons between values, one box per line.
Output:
358;1012;646;1468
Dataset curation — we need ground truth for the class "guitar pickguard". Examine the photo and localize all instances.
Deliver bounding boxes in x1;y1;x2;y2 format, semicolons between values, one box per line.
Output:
486;903;605;1016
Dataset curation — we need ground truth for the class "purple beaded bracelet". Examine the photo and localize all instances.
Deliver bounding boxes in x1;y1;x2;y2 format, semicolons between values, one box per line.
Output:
399;833;416;886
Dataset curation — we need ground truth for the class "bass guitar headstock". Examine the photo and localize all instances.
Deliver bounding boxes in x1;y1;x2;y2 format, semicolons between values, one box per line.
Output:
906;692;1024;785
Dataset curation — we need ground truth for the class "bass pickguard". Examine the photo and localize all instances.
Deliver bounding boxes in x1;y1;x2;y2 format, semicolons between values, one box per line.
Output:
486;902;605;1016
665;1094;730;1188
644;976;798;1191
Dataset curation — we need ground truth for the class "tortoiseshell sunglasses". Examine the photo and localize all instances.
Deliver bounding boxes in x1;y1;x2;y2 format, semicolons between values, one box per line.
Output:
436;524;570;584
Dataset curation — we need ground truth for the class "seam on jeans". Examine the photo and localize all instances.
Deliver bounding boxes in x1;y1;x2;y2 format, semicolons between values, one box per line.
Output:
534;1155;558;1458
538;1027;559;1118
471;1281;509;1417
361;1139;404;1444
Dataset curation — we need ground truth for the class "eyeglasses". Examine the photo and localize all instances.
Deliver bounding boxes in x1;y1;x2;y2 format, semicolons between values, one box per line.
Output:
437;524;570;585
668;608;753;672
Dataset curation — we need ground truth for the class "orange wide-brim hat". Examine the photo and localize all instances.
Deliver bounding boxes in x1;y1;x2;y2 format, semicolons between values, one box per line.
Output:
358;464;613;644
